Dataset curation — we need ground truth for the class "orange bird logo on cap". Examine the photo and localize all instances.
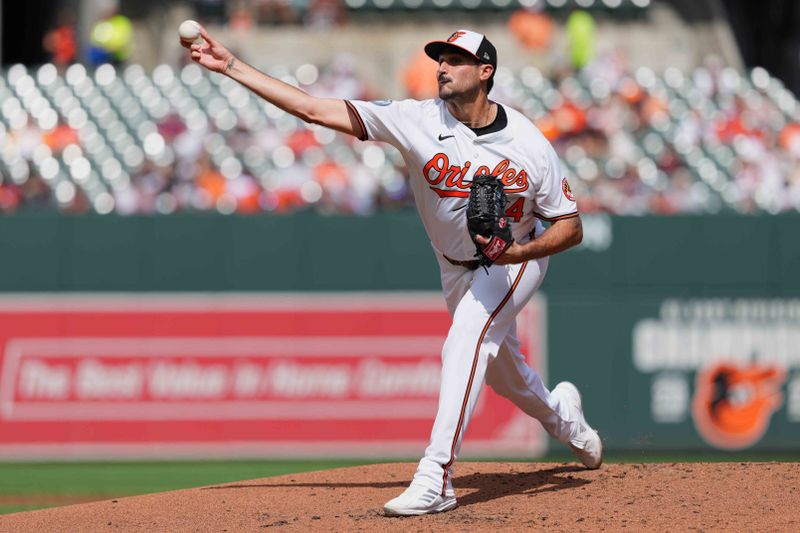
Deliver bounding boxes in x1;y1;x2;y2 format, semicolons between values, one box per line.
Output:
447;31;467;43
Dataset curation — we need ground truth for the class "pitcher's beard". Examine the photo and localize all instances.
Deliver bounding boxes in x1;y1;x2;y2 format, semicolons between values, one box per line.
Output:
439;84;480;103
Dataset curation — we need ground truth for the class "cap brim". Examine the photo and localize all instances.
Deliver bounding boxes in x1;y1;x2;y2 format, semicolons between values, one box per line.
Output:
424;41;481;62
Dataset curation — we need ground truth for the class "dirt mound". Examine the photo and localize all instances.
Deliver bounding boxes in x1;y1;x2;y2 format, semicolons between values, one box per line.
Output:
1;462;798;532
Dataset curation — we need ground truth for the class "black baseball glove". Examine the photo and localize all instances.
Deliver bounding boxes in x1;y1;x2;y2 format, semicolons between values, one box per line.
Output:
466;173;514;268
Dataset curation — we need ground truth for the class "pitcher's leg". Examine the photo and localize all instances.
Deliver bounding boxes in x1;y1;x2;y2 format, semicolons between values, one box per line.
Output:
413;259;544;495
485;333;580;444
486;330;604;468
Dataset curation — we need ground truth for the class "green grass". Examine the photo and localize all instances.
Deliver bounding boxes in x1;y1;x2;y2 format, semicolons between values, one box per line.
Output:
0;459;374;515
1;454;798;515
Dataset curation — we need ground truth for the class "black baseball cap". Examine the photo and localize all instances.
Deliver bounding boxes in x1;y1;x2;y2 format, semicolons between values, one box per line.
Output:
424;29;498;92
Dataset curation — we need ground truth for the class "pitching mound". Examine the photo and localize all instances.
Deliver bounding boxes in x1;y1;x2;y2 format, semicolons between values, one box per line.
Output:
1;462;798;532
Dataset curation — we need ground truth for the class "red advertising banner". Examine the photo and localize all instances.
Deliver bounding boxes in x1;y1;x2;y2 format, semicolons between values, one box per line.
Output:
0;294;546;459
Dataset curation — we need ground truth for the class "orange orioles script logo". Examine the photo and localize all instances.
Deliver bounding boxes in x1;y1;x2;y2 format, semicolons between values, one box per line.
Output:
692;361;786;450
447;31;467;43
423;153;529;198
562;177;575;201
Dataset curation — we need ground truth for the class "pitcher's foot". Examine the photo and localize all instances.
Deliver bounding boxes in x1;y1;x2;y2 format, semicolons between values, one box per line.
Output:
383;483;457;516
554;381;603;469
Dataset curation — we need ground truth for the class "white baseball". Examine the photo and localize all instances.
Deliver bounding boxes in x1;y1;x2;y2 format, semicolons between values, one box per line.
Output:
178;20;202;42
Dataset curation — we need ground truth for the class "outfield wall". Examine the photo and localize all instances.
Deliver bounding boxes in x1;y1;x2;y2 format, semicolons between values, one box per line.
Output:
0;213;799;456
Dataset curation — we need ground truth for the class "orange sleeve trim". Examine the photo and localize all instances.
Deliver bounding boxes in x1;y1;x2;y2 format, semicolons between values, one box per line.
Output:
534;211;579;222
344;100;368;141
440;262;528;496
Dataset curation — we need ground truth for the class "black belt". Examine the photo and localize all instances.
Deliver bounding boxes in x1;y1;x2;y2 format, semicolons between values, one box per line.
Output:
443;255;480;270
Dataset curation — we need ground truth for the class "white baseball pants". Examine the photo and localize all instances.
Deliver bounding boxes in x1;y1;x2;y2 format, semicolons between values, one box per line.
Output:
412;252;584;495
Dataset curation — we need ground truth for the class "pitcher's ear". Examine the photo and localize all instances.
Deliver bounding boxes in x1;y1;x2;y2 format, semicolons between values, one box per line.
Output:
480;64;494;82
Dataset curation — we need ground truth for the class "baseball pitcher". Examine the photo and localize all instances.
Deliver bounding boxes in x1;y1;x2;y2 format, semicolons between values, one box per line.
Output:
181;27;602;517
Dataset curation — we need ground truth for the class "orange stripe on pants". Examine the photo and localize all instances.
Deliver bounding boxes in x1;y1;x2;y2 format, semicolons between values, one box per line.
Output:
440;261;528;495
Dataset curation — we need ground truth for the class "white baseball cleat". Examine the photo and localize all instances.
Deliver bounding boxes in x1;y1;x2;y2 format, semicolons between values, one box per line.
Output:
554;381;603;470
383;484;458;516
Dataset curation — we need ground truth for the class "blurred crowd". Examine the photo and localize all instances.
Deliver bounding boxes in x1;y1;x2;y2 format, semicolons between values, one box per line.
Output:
195;0;347;30
0;57;414;216
1;1;799;216
514;54;800;215
2;50;798;216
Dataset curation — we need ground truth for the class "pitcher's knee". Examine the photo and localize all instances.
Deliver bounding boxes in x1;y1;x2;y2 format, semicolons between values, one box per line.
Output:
485;370;513;399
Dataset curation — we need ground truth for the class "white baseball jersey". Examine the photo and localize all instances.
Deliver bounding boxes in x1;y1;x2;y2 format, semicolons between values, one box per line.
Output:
346;97;595;501
346;98;578;260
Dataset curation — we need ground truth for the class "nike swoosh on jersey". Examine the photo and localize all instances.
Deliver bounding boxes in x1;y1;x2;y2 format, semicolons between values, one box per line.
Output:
438;134;455;141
